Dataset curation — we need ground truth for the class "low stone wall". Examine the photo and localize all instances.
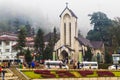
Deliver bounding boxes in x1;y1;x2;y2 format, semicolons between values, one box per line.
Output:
32;77;120;80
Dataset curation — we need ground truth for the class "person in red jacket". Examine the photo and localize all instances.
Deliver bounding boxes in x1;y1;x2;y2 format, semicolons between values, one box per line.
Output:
0;65;2;72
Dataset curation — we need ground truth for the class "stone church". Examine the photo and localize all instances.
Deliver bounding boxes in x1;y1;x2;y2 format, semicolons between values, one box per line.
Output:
53;4;104;63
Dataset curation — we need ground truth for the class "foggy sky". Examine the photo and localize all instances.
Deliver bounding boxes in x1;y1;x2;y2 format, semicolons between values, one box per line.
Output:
0;0;120;36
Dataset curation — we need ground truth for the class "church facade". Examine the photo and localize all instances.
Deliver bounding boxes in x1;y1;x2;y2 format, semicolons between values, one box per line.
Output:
53;5;104;63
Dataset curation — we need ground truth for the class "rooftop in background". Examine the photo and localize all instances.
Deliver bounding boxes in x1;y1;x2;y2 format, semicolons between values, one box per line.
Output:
0;34;17;41
0;32;17;36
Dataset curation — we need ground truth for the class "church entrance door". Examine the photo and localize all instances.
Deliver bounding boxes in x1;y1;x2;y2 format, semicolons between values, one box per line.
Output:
61;50;68;61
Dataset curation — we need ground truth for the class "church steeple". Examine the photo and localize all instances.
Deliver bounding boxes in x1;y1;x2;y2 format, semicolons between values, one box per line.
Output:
59;3;77;18
60;3;78;47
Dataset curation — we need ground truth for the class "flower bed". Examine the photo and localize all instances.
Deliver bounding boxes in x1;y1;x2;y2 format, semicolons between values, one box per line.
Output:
34;70;75;78
34;70;50;74
97;71;115;77
77;70;94;77
22;69;120;79
56;71;75;78
34;70;56;78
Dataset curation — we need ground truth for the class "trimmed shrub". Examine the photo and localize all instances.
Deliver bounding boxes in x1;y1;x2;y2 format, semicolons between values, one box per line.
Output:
98;63;112;69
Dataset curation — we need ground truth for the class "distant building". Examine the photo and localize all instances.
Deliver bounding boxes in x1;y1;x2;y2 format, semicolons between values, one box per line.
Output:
0;32;35;61
112;54;120;64
0;33;17;61
25;37;34;50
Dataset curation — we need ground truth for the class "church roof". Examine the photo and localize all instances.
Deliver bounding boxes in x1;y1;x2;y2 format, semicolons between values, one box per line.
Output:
59;7;78;18
76;37;93;47
56;45;75;51
44;32;60;42
75;36;104;49
90;41;104;49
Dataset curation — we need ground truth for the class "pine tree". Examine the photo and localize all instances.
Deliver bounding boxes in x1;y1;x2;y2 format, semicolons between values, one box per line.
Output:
14;18;20;32
25;21;31;36
43;33;53;60
25;48;33;63
17;26;26;55
43;46;53;60
53;27;57;45
34;28;44;59
84;46;93;61
105;50;112;63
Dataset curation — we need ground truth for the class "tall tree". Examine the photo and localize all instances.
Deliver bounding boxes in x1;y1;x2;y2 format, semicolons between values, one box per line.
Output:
104;50;112;64
25;48;33;64
17;26;26;55
25;21;31;36
43;32;54;60
84;46;93;61
109;17;120;51
34;28;44;59
87;12;112;46
31;28;35;36
53;27;57;45
14;18;20;32
43;46;53;60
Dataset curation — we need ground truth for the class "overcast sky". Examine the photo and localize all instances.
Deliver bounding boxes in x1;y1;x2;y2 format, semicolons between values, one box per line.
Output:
0;0;120;36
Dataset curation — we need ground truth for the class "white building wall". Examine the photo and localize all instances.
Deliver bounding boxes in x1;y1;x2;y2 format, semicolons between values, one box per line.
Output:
0;40;17;60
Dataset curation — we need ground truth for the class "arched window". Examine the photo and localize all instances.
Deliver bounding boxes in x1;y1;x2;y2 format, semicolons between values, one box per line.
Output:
63;14;70;20
69;22;71;46
64;23;66;45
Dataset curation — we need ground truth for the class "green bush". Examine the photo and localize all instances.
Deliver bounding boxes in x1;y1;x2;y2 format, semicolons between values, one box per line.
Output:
98;63;112;69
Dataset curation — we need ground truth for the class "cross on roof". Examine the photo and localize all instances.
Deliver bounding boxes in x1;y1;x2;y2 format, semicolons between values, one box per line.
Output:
66;2;68;8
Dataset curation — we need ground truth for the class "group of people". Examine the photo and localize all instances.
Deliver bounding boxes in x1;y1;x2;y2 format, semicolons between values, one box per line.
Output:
60;59;83;69
0;61;11;68
73;61;80;69
19;61;36;69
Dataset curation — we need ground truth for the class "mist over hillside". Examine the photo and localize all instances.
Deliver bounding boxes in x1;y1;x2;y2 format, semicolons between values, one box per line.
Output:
0;5;54;34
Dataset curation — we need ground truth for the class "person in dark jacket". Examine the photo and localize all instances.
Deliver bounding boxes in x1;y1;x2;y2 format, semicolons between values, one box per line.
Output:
77;61;80;69
1;68;6;80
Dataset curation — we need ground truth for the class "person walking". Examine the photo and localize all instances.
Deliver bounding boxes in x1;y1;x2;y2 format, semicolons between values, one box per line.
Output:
1;68;6;80
59;62;62;69
77;61;80;69
31;61;35;69
28;62;31;69
8;61;11;68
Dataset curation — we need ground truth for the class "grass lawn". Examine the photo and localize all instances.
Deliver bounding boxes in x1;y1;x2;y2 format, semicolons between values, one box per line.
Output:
112;71;120;77
22;69;120;79
23;71;41;79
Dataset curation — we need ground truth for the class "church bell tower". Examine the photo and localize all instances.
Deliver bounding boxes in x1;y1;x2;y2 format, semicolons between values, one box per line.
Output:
59;3;78;49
